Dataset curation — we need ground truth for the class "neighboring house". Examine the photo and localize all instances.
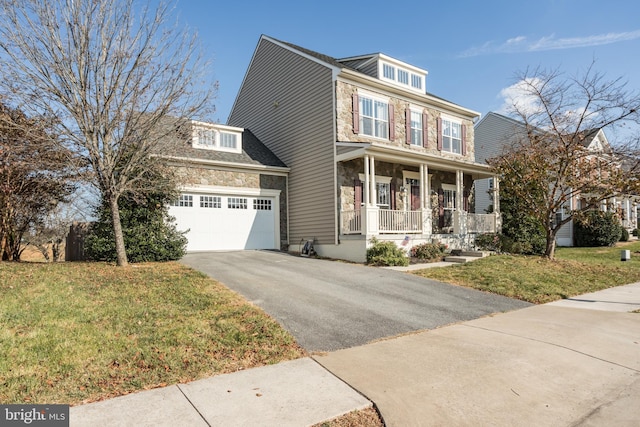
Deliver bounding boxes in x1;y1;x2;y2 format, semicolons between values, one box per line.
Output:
165;121;289;252
227;35;499;262
474;111;638;247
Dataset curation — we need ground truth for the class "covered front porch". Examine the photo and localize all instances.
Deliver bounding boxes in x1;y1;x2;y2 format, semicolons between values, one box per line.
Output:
337;146;501;251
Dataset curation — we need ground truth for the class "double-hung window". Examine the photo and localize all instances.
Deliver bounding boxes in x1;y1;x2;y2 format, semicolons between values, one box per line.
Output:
360;96;389;139
442;118;462;154
410;111;423;146
376;182;390;208
358;174;391;208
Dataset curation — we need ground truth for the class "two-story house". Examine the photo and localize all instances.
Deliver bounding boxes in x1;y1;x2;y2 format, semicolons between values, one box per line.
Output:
475;111;638;247
224;35;498;262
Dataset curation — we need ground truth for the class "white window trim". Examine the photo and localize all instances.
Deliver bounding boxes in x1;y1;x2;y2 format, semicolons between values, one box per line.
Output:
358;174;392;207
440;115;462;155
442;184;457;210
409;108;423;146
357;90;390;141
192;123;243;154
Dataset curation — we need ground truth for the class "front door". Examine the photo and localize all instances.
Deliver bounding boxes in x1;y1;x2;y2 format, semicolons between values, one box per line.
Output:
406;178;420;211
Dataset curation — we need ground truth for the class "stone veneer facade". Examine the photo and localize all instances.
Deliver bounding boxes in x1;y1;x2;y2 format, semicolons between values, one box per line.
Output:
338;159;475;232
335;81;475;163
174;165;288;249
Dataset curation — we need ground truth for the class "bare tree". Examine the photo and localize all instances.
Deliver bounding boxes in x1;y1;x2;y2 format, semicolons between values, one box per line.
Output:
0;0;214;266
0;101;76;261
490;64;640;259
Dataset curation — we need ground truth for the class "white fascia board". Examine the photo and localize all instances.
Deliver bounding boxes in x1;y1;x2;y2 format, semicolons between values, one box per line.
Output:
163;155;290;176
366;143;493;176
335;142;370;162
190;120;244;133
377;53;428;76
178;185;281;198
338;69;480;119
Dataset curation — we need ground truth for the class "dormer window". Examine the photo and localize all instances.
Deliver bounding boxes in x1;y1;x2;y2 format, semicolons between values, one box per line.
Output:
192;122;242;153
398;69;409;85
378;57;426;94
383;63;395;80
411;74;422;90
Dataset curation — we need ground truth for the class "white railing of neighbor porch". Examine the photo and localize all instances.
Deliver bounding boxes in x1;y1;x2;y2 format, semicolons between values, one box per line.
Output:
378;209;422;234
467;213;496;233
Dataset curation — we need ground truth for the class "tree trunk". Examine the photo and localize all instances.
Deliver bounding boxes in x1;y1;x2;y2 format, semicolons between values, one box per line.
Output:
108;193;128;267
544;229;557;260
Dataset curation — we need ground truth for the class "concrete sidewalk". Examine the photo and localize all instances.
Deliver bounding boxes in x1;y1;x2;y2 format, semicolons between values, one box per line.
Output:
71;282;640;426
314;282;640;426
70;358;371;427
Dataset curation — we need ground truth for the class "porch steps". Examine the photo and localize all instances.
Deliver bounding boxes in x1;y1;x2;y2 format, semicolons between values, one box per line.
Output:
444;251;489;264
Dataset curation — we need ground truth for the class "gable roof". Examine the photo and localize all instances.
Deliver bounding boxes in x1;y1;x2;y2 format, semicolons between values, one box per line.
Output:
263;35;473;116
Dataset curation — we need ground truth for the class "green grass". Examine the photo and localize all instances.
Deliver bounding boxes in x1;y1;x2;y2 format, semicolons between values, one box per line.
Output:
0;262;305;405
412;242;640;304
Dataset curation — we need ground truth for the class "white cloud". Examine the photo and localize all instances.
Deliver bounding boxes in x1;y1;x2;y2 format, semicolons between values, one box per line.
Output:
496;78;545;116
459;29;640;57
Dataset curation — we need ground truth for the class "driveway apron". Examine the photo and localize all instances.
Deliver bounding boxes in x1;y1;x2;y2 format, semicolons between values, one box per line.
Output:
180;250;531;351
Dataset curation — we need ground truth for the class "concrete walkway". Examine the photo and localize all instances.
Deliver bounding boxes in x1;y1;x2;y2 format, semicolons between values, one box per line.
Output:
70;358;371;427
314;282;640;426
70;282;640;426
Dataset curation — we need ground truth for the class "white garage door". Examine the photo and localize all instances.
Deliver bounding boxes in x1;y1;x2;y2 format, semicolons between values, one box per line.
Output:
169;193;278;251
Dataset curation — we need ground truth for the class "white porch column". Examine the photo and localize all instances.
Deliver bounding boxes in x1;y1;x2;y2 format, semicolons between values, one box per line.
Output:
420;163;432;235
369;155;376;207
362;155;379;236
363;155;370;206
453;170;466;234
494;175;502;232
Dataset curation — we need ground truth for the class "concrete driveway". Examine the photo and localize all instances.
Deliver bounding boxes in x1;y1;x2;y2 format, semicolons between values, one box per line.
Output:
181;250;531;351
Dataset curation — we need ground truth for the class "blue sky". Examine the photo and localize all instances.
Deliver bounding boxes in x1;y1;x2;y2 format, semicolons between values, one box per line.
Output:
174;0;640;133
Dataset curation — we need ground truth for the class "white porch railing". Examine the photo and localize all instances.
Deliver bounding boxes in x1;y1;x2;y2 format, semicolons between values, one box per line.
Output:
378;209;422;233
340;209;361;234
340;209;498;235
467;213;497;233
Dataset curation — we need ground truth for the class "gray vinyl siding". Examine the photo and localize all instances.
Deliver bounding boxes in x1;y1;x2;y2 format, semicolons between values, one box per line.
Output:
474;112;525;164
339;57;374;71
229;38;337;246
474;113;527;214
358;61;378;78
474;178;493;214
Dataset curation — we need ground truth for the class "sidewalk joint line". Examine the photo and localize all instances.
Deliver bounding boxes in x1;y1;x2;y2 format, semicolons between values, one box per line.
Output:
462;324;640;373
176;384;211;427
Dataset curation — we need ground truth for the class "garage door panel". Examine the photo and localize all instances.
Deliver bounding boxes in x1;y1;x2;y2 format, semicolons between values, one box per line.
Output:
169;193;277;251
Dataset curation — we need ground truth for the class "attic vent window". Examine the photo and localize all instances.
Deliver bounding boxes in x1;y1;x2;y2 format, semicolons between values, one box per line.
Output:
411;74;422;90
398;69;409;85
192;123;242;153
380;60;425;93
383;63;395;80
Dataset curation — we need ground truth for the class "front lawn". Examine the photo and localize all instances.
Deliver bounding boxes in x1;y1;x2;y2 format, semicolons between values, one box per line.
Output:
412;242;640;304
0;262;305;405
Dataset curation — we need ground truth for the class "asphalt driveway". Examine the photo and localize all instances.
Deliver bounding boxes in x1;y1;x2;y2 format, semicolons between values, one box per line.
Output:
181;251;531;351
